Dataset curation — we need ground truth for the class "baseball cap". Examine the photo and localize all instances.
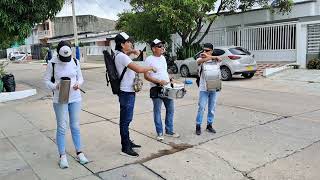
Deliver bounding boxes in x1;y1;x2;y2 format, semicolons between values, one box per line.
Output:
114;32;133;44
57;41;72;62
150;39;165;47
203;43;214;50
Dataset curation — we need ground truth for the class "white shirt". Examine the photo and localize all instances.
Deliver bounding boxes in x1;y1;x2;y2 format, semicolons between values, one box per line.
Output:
144;55;170;87
43;56;84;103
115;51;135;92
197;58;210;92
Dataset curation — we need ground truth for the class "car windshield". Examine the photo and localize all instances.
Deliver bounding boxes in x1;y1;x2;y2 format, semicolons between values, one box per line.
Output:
229;47;250;55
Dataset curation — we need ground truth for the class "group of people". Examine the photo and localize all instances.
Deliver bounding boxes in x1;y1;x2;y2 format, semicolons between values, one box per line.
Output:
43;32;221;169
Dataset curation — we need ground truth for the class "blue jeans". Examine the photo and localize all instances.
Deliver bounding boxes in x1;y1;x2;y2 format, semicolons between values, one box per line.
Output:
152;97;174;135
118;91;135;149
196;91;218;125
53;101;82;155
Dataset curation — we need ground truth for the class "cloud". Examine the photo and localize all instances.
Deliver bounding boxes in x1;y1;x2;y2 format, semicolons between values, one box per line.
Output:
56;0;132;20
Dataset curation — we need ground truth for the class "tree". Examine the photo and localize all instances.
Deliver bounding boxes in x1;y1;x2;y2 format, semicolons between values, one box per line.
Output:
0;0;64;48
116;11;173;43
118;0;293;47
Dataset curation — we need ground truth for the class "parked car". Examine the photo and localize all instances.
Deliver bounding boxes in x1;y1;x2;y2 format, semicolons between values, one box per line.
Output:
175;46;257;80
9;51;27;61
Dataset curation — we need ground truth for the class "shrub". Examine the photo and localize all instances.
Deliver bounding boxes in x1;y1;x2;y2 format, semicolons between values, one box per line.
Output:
306;59;320;69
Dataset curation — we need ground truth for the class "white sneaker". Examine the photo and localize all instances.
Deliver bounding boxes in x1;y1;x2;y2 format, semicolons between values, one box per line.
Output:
165;132;180;138
156;134;164;141
59;155;69;169
77;153;89;165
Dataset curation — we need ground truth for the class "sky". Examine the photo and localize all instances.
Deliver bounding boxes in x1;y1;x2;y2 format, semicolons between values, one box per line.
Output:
56;0;306;20
56;0;132;20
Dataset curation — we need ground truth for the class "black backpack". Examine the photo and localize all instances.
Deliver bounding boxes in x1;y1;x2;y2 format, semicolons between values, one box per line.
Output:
103;50;127;95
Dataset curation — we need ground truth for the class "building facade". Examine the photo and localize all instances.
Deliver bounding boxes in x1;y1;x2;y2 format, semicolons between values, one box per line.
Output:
172;0;320;68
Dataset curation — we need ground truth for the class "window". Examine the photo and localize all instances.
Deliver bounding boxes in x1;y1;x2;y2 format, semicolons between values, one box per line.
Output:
212;49;225;56
229;48;248;55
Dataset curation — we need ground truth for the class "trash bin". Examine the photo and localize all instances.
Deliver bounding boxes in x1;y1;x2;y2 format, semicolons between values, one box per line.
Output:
2;74;16;92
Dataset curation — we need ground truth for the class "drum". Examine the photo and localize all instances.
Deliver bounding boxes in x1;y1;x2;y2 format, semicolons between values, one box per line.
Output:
203;62;222;91
159;86;186;99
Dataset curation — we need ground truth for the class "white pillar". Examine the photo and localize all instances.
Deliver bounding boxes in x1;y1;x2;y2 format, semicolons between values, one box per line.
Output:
296;23;307;68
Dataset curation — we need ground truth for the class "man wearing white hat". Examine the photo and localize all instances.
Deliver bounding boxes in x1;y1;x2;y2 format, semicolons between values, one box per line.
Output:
114;32;156;157
144;39;180;141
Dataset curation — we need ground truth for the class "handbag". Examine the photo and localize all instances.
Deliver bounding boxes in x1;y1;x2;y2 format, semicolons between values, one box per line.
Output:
133;73;143;92
150;86;162;98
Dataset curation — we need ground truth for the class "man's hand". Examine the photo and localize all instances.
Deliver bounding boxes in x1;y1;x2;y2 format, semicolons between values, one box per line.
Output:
159;80;169;86
128;49;140;56
151;67;157;73
73;83;80;90
213;56;222;62
55;83;60;90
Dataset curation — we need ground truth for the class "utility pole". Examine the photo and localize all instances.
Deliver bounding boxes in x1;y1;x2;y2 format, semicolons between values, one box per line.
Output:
71;0;80;60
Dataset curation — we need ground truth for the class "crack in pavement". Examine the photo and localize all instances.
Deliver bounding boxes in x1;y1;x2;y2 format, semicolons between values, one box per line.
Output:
246;139;320;175
198;147;254;180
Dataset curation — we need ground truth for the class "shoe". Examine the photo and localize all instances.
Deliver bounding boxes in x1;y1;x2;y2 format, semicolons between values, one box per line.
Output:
156;133;164;141
130;141;141;148
77;152;89;165
120;147;139;157
165;132;180;138
206;124;216;133
59;154;69;169
196;124;201;135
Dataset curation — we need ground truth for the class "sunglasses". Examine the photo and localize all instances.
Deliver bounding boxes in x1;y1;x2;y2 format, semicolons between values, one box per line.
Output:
203;49;212;52
155;45;164;48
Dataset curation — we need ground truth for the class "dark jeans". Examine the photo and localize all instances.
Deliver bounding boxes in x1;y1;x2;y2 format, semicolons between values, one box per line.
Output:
118;91;135;149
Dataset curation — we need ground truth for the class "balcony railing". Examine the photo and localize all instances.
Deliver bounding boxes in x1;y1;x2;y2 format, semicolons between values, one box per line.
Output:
38;30;51;39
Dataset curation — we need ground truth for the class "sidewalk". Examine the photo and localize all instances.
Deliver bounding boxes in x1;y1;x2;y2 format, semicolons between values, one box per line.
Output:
1;63;320;180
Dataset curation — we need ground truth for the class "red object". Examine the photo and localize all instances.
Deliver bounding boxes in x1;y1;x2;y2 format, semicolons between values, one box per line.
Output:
228;55;241;60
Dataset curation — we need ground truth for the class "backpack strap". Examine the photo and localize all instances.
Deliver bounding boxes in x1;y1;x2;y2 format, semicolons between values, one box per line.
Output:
73;58;78;66
119;67;127;82
199;64;203;76
51;62;55;83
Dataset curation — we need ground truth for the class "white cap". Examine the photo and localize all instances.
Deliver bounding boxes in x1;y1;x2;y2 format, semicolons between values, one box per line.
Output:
58;46;72;57
120;32;130;40
153;39;162;44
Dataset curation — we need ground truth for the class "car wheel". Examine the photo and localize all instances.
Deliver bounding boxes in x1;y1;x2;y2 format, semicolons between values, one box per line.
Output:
220;66;232;81
172;63;178;74
10;57;15;61
242;72;255;79
180;65;190;77
168;63;178;74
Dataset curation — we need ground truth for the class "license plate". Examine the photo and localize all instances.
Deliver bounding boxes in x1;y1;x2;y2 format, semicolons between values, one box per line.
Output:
246;66;253;71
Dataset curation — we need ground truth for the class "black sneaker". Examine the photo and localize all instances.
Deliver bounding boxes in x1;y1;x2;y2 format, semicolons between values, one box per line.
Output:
206;124;216;133
130;141;141;148
120;148;139;157
196;124;201;135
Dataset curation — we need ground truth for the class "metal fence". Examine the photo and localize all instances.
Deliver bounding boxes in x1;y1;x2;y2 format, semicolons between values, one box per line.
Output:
307;23;320;53
201;22;297;51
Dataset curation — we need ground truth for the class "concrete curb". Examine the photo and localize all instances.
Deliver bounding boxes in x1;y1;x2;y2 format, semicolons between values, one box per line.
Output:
263;63;298;77
0;89;37;103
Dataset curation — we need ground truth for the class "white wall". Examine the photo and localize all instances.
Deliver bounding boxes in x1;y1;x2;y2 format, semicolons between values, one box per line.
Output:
211;1;318;29
251;50;296;62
